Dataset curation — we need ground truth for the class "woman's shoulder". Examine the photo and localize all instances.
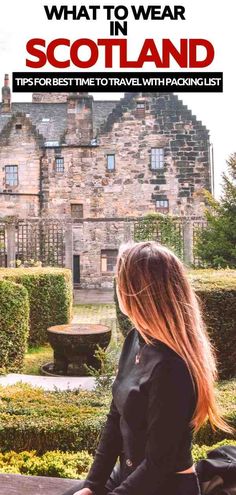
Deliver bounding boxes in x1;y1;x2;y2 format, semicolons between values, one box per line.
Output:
116;326;137;365
121;326;136;346
123;327;194;376
149;353;197;407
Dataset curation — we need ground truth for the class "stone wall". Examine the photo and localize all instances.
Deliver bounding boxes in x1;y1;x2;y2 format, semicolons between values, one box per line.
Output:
73;219;134;288
0;113;42;218
0;91;211;288
43;93;210;220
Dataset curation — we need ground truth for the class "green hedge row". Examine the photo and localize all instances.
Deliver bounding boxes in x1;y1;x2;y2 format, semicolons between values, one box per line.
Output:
0;268;73;346
0;384;109;455
189;270;236;380
192;378;236;445
0;382;234;455
0;449;92;478
114;270;236;379
0;440;235;478
0;280;29;374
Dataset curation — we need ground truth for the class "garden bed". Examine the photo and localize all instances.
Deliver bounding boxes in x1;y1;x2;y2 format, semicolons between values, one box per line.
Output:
0;381;235;455
0;439;236;478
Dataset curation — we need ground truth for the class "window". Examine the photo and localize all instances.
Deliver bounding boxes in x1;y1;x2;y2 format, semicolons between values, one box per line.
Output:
5;165;18;186
45;141;59;147
136;101;145;117
155;199;169;213
55;157;64;173
71;204;83;218
15;124;22;130
101;249;118;273
151;148;164;169
107;154;115;171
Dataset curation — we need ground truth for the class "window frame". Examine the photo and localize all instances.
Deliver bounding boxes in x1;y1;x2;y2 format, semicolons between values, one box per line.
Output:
71;203;84;218
5;165;18;187
136;102;145;109
150;147;165;170
155;199;169;213
106;154;115;172
55;156;64;173
136;101;146;117
101;249;118;274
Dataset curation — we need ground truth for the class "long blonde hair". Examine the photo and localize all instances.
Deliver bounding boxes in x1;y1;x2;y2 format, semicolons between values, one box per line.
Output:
115;240;235;435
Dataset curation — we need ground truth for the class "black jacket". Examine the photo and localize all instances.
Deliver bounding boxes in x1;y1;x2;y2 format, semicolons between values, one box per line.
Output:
83;326;197;495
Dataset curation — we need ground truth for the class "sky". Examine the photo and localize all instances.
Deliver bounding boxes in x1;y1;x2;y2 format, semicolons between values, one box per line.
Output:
0;0;235;199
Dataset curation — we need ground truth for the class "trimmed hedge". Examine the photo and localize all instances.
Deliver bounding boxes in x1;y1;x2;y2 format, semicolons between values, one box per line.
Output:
0;384;109;455
0;280;29;374
0;382;234;455
0;449;92;477
192;378;236;445
0;439;235;477
189;270;236;380
114;270;236;379
0;268;73;346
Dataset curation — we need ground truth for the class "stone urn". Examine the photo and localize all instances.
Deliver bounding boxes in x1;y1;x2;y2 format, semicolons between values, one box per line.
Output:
47;323;111;376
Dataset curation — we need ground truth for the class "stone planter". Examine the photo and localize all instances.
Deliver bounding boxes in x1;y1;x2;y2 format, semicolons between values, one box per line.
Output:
47;323;111;376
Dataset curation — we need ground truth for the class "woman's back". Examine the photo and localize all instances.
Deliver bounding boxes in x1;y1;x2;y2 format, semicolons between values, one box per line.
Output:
112;327;197;482
80;326;200;495
62;240;234;495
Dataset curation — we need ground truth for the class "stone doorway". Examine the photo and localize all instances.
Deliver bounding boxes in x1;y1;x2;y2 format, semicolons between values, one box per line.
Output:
73;254;80;286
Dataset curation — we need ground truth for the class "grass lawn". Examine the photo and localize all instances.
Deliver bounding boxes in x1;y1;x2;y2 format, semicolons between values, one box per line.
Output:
23;344;53;375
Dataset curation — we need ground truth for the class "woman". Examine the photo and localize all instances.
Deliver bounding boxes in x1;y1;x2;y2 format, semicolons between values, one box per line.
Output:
62;241;234;495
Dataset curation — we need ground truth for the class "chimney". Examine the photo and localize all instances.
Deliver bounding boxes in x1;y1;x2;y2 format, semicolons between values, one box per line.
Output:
65;93;93;145
1;74;11;113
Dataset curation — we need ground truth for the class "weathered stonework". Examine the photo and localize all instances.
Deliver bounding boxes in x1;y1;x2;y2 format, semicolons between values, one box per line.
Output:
0;112;43;217
0;80;211;287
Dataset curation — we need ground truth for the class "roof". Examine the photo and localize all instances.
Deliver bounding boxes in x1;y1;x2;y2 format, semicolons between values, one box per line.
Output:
0;93;209;144
0;100;118;143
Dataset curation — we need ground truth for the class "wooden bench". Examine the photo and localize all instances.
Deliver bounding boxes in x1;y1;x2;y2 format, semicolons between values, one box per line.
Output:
0;473;81;494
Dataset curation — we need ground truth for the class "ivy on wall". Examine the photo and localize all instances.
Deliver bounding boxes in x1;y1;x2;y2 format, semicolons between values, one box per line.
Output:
134;212;183;259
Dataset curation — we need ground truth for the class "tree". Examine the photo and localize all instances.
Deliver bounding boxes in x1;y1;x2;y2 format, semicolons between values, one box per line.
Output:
195;153;236;268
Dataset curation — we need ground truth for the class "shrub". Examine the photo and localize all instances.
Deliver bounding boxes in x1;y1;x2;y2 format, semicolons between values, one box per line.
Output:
0;267;73;346
0;280;29;374
84;338;122;393
193;378;236;445
0;449;92;478
189;270;236;379
0;381;234;454
0;440;235;477
115;269;236;379
134;212;183;259
0;384;110;455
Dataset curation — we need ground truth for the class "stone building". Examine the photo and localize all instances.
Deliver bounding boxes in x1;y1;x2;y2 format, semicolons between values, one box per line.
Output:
0;74;212;288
